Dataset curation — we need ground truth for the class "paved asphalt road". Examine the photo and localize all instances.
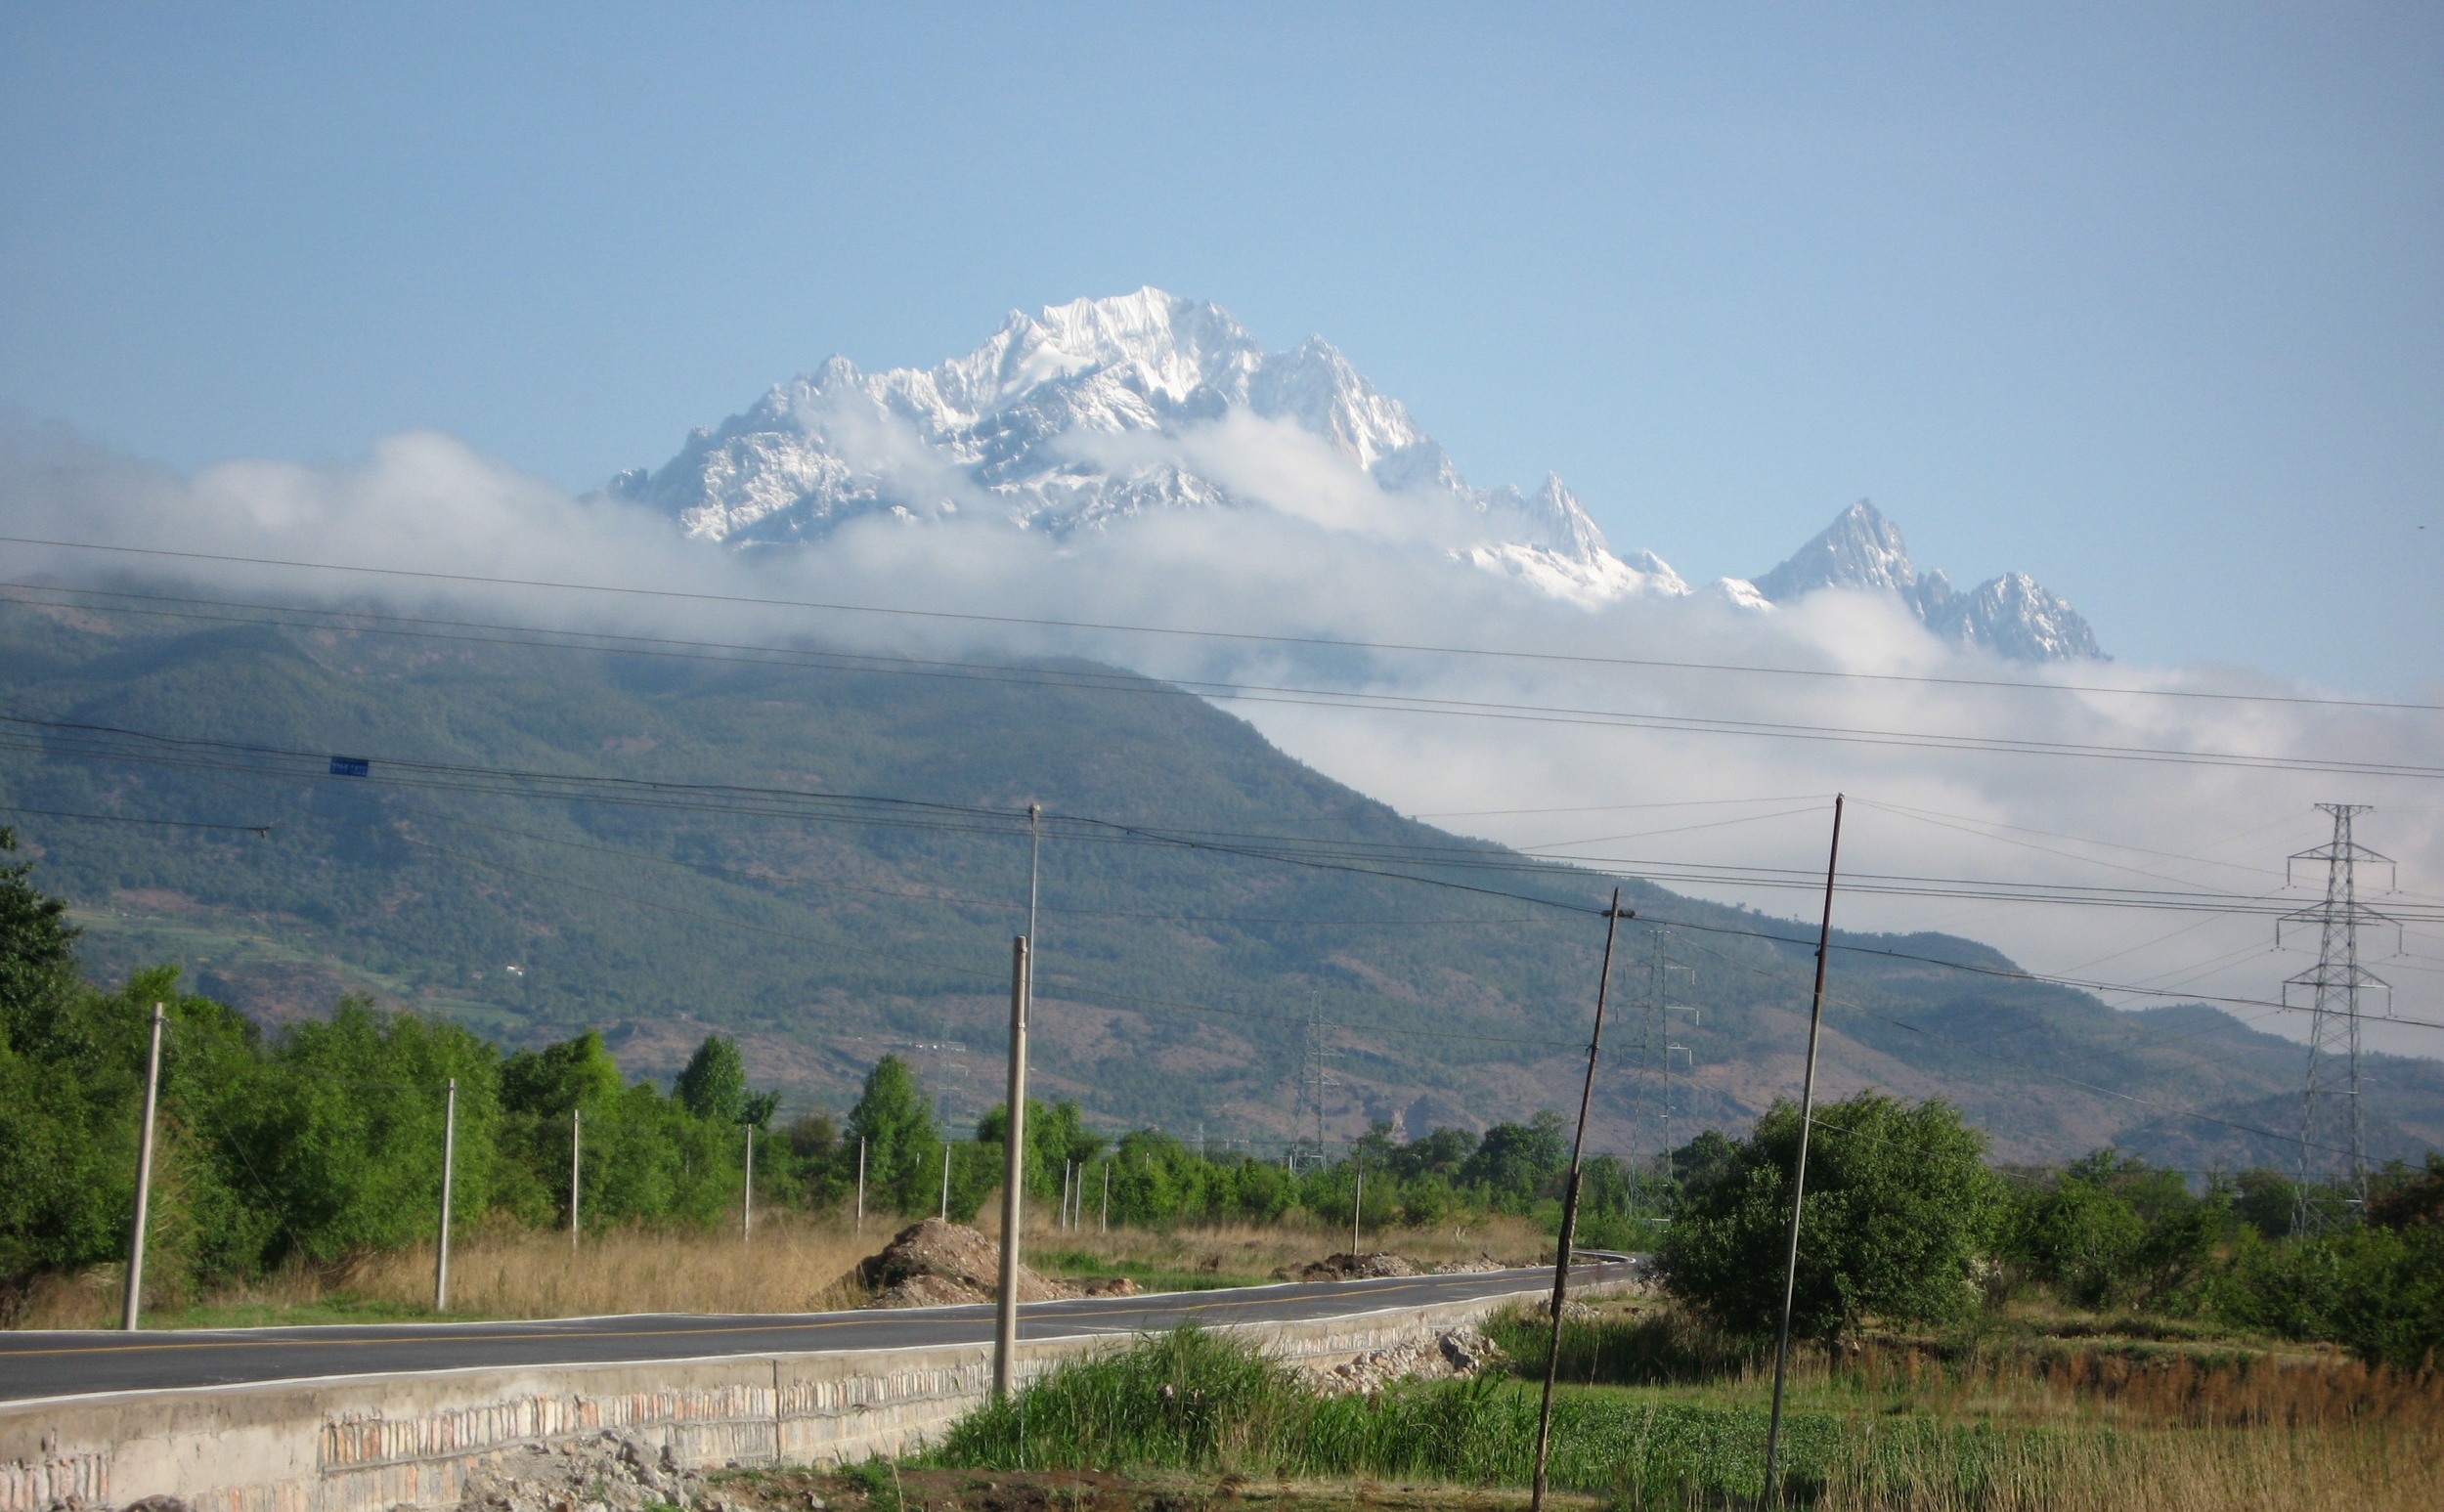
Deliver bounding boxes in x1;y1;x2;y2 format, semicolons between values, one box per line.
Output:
0;1263;1633;1404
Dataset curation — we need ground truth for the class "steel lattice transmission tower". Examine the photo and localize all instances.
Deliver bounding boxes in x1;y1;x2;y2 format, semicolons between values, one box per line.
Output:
2282;803;2395;1234
1639;929;1697;1191
1291;993;1340;1174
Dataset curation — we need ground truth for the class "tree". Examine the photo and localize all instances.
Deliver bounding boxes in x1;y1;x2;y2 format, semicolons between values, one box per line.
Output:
1662;1092;2001;1342
676;1034;745;1125
501;1029;624;1117
976;1096;1104;1204
847;1056;940;1213
2370;1153;2444;1231
0;827;80;1058
2232;1167;2299;1238
1668;1130;1741;1199
2001;1170;2145;1307
1463;1110;1568;1205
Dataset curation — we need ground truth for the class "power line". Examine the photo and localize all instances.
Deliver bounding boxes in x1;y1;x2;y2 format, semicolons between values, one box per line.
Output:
7;579;2433;781
1;803;271;836
7;536;2435;713
10;710;2437;1034
14;581;2440;784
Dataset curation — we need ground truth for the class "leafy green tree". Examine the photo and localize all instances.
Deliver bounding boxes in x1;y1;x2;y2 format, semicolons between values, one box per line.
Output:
1662;1092;2001;1342
0;827;78;1051
676;1034;746;1125
2001;1171;2145;1307
976;1096;1106;1206
2232;1167;2298;1238
2002;1150;2224;1309
242;999;503;1264
501;1029;624;1116
848;1056;940;1214
2370;1153;2444;1231
1462;1110;1568;1206
1669;1129;1742;1199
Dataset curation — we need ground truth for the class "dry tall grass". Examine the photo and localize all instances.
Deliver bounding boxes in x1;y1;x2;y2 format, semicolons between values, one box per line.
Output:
1028;1214;1549;1281
8;1207;1535;1329
12;1211;880;1328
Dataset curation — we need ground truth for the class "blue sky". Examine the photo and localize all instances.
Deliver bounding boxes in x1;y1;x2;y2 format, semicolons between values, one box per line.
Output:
3;3;2437;688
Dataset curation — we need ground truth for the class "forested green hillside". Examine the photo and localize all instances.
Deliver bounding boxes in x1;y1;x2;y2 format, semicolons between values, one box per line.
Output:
0;597;2434;1166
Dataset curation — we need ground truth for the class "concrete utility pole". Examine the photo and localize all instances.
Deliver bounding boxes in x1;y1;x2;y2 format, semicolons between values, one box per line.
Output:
941;1144;952;1222
121;1003;165;1332
742;1125;755;1244
1530;891;1630;1512
1351;1157;1364;1254
1765;795;1847;1507
855;1138;867;1235
434;1078;457;1312
1100;1160;1110;1234
994;933;1031;1401
570;1108;582;1251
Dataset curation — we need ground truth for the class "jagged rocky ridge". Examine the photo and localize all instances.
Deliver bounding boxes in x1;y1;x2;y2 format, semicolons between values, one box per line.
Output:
611;287;2102;660
1734;499;2105;661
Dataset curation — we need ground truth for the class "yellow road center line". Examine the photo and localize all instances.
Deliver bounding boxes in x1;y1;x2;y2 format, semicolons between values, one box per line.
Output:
1;1277;1476;1360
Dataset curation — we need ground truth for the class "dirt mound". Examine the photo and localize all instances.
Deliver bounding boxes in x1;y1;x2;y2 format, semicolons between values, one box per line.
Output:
1283;1251;1423;1281
1428;1254;1506;1274
851;1219;1135;1308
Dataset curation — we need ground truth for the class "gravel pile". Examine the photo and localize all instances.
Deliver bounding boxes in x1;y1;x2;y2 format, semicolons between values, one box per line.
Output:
1282;1251;1421;1281
1297;1324;1504;1396
1282;1251;1510;1281
449;1431;746;1511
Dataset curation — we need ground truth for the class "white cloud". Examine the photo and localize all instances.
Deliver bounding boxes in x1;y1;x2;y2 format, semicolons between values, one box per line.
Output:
4;418;2439;1059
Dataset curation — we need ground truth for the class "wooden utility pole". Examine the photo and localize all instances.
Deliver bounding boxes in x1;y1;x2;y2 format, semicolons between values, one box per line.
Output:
1100;1160;1110;1234
434;1077;457;1311
855;1138;867;1234
1352;1157;1364;1254
994;934;1031;1400
1764;795;1847;1506
120;1003;165;1332
1530;891;1630;1512
941;1144;952;1221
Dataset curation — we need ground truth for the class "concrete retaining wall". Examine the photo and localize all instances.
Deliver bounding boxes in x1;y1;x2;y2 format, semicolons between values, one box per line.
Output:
0;1286;1549;1512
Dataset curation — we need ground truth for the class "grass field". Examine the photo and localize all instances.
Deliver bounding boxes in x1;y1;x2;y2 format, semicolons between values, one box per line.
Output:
892;1304;2441;1511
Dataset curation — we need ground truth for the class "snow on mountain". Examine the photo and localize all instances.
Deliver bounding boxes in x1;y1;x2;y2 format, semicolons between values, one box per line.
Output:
1747;500;2106;661
608;287;1676;594
611;292;2104;662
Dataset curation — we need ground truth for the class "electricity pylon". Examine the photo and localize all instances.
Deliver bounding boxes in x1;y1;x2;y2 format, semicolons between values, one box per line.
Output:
1293;993;1339;1174
2282;803;2395;1233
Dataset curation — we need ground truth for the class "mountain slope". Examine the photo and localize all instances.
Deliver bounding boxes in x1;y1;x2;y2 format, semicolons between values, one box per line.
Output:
1;598;2420;1167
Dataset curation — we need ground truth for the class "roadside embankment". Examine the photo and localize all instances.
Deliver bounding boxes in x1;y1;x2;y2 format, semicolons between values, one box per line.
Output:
1;1272;1641;1512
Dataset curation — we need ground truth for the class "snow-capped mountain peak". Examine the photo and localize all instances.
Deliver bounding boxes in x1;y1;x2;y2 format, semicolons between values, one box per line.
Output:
609;290;2104;661
1746;499;2105;661
1752;498;1918;600
612;286;1642;583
